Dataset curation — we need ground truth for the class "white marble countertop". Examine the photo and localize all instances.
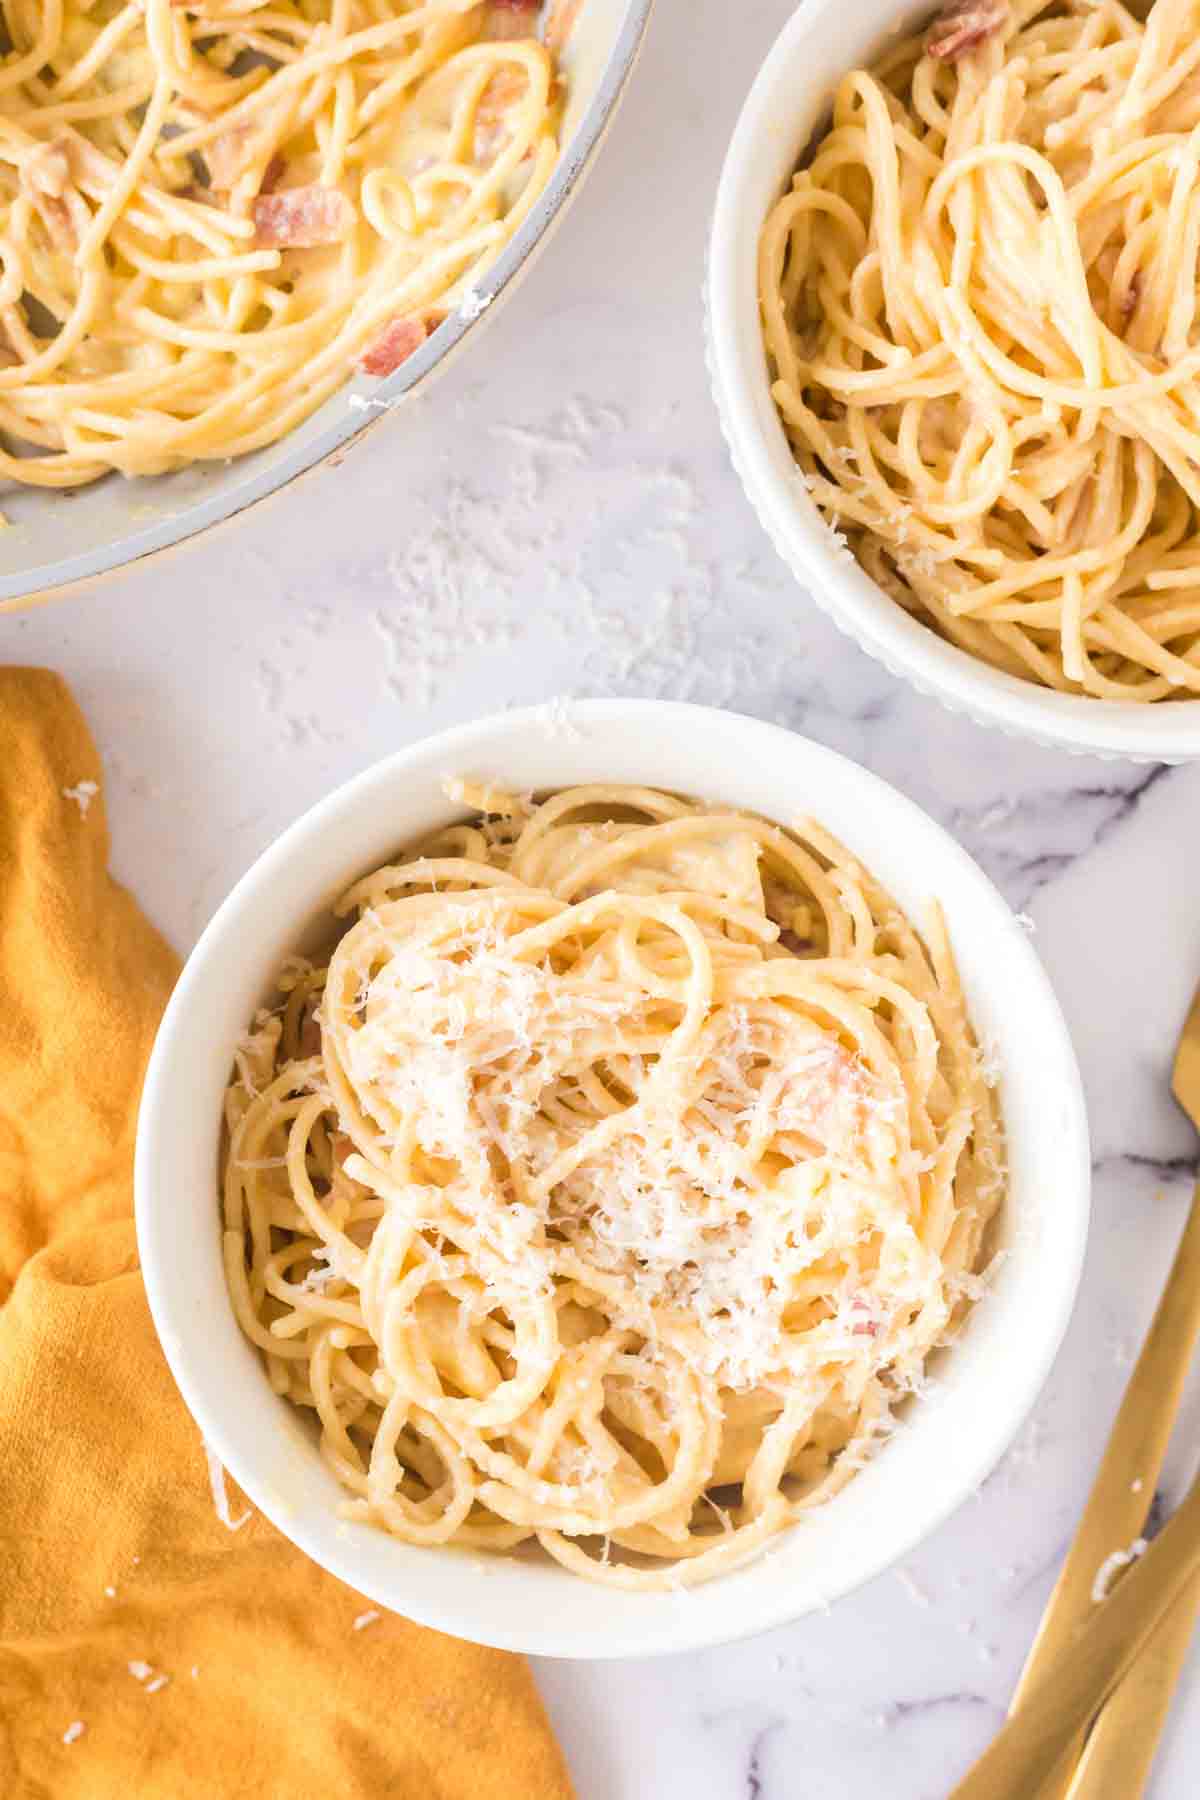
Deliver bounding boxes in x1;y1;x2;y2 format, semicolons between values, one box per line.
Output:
8;1;1200;1794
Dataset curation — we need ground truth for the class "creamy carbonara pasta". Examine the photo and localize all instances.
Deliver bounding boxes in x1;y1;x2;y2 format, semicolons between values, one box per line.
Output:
0;0;559;485
760;0;1200;700
223;783;1003;1587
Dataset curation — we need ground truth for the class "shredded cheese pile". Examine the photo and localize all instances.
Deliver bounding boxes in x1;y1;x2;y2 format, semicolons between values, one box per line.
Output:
223;783;1003;1587
0;0;561;486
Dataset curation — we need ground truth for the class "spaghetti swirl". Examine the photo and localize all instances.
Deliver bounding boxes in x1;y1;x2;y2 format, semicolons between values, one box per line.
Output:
222;783;1003;1587
760;0;1200;700
0;0;559;486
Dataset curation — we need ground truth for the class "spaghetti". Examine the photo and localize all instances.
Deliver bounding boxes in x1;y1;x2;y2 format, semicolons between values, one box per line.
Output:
222;782;1003;1588
759;0;1200;700
0;0;560;486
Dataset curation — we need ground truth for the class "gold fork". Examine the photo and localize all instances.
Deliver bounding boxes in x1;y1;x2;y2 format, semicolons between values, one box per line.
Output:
952;979;1200;1798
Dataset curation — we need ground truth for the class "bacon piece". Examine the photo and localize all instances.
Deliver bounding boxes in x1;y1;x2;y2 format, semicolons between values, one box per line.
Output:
359;313;434;377
252;185;352;249
481;0;541;39
846;1295;882;1339
926;0;1007;61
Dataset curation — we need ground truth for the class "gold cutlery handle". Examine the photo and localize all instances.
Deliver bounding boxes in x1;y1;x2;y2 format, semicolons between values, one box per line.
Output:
1016;1191;1200;1695
1064;1573;1200;1800
1013;1184;1200;1800
949;1473;1200;1798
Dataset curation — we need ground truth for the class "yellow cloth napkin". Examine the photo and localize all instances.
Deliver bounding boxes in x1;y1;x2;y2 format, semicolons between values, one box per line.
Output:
0;668;574;1800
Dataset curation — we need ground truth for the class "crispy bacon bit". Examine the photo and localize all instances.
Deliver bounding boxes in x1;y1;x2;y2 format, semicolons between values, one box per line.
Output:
927;0;1008;61
252;185;352;249
481;0;541;38
360;313;432;376
846;1296;882;1338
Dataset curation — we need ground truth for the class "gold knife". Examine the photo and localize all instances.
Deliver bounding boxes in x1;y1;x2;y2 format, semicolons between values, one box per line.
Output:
948;1469;1200;1796
1056;984;1200;1798
1065;1578;1200;1797
1012;1193;1200;1799
956;979;1200;1797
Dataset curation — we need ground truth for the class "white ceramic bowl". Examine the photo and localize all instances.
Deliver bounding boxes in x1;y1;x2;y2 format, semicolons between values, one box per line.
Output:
707;0;1200;763
135;699;1089;1657
0;0;652;610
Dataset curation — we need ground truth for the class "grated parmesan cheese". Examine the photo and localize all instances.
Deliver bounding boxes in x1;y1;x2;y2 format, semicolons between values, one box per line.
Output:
896;1566;932;1608
62;779;99;817
1092;1538;1148;1604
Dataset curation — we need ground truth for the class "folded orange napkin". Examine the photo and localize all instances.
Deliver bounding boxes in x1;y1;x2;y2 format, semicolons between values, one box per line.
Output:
0;668;574;1800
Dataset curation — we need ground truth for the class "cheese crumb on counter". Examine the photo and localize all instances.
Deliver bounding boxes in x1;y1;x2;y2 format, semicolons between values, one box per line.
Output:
62;779;99;817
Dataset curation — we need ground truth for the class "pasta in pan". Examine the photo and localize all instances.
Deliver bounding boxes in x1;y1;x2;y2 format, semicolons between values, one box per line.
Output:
222;783;1003;1588
760;0;1200;700
0;0;559;486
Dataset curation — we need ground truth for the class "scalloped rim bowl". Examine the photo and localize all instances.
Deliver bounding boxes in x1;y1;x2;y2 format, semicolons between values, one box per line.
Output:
706;0;1200;763
135;700;1089;1657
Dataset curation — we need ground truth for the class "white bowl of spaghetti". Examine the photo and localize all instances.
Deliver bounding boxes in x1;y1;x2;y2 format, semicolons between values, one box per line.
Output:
135;701;1088;1656
708;0;1200;760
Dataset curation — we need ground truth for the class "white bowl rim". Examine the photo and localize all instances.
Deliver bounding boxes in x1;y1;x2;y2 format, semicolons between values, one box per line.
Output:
707;0;1200;763
135;698;1091;1657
